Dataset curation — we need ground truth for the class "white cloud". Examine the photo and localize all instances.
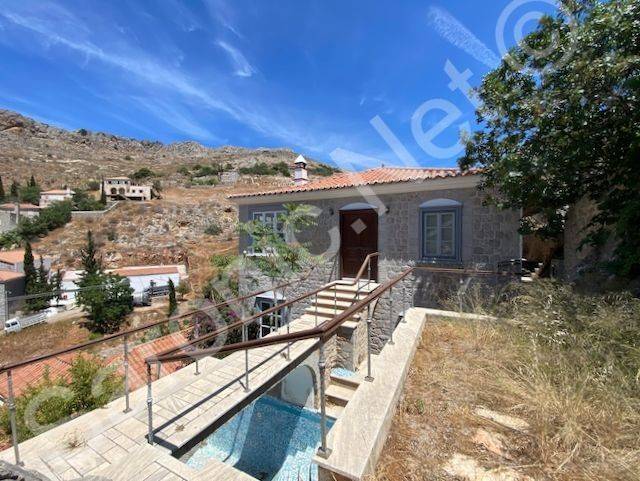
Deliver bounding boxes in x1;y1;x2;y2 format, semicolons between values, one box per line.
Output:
427;6;500;68
216;40;256;77
0;1;368;158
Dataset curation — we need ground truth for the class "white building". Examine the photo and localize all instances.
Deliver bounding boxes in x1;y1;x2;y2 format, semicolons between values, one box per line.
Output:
0;203;42;233
102;177;152;201
39;188;74;207
59;265;186;306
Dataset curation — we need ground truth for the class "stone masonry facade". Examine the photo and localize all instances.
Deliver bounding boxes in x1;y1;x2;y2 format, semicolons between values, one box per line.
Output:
236;186;521;364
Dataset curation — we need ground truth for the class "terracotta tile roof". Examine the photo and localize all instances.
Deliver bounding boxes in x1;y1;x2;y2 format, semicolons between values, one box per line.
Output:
0;332;190;399
0;203;43;211
111;266;179;277
229;166;478;199
0;270;25;282
0;250;25;265
40;189;74;195
0;353;76;398
107;331;189;390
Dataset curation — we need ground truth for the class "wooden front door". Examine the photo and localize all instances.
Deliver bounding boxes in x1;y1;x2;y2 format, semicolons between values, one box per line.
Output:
340;209;378;279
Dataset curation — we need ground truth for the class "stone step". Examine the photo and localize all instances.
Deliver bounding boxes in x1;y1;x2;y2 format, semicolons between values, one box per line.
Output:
314;298;354;310
304;306;346;319
325;403;345;419
317;290;365;302
330;372;361;389
326;383;357;407
329;282;379;294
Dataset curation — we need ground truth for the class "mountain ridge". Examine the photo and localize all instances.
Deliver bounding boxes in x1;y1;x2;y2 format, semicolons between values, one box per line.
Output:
0;109;326;187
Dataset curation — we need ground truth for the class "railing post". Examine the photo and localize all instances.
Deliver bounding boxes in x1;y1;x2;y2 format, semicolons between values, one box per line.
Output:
123;335;131;413
401;282;407;323
195;358;200;376
317;340;332;458
285;291;291;361
388;286;394;345
334;288;337;315
146;363;154;445
314;292;319;327
156;361;161;379
7;370;22;465
365;317;374;382
242;300;250;392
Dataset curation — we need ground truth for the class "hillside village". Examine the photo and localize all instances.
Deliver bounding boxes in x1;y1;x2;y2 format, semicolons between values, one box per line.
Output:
0;2;638;481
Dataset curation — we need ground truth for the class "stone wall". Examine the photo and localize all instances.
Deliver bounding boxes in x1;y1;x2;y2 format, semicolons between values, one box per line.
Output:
238;188;520;353
0;283;6;324
564;197;617;281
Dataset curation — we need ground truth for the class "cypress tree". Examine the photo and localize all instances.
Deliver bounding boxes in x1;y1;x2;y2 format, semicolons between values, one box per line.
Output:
29;175;37;188
23;242;36;289
0;176;5;201
80;230;101;276
10;180;19;198
168;278;177;316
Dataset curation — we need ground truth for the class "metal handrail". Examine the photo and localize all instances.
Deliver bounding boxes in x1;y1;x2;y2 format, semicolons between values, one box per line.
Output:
0;258;330;375
152;267;411;363
146;252;382;363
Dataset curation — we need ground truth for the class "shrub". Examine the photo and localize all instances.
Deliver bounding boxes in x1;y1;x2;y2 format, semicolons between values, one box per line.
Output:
0;356;122;441
131;167;157;180
239;161;290;176
77;128;88;136
310;164;339;176
204;221;223;236
211;253;236;269
177;166;191;176
86;180;101;191
73;190;104;211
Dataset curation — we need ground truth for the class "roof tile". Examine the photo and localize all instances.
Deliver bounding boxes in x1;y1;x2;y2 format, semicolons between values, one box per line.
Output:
229;167;477;199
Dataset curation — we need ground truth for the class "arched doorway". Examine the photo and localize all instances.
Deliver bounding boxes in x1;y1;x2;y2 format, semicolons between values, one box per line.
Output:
279;365;316;408
339;203;379;280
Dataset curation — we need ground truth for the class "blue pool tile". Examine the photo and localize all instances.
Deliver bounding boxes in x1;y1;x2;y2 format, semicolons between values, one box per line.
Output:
181;396;334;481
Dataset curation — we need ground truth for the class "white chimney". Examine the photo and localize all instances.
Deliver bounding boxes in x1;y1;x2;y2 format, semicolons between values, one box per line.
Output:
293;155;309;185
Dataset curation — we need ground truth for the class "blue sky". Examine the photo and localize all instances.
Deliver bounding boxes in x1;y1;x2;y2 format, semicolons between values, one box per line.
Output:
0;0;553;169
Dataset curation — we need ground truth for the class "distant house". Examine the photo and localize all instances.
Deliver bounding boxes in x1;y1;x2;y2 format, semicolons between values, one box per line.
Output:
0;203;42;233
220;171;239;185
102;176;152;201
0;249;52;273
0;270;26;322
59;264;186;306
39;187;74;207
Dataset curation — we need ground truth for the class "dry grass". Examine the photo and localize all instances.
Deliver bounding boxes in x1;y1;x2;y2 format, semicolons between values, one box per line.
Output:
372;305;640;481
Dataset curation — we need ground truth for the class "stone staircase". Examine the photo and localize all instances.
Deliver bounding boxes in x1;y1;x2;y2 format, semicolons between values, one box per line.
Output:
325;369;361;419
303;279;380;323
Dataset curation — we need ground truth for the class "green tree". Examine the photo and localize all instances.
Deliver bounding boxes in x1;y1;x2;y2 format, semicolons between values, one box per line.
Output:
461;0;640;277
10;180;19;198
100;187;107;206
19;184;40;204
76;231;133;334
0;176;5;201
28;175;37;188
23;241;37;293
167;278;177;317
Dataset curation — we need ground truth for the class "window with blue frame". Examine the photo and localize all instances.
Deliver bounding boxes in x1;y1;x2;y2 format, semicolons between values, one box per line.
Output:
420;199;462;261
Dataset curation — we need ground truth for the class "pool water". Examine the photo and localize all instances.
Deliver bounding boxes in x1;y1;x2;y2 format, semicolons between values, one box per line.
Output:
181;396;335;481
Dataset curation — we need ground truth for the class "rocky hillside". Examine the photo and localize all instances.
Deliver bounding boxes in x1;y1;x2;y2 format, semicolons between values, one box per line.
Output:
0;109;326;187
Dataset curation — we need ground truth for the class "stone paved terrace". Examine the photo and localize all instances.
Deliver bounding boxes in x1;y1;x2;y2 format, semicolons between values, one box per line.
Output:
0;314;323;481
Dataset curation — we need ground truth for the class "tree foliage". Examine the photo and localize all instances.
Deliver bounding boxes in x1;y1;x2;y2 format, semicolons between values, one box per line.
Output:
76;231;133;334
461;0;640;276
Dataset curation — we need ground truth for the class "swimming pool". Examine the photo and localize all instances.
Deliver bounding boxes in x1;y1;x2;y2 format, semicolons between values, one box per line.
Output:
180;396;335;481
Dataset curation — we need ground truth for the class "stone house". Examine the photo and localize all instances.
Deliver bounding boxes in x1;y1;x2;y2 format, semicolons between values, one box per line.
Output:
102;176;152;201
39;187;74;207
230;164;522;340
0;202;42;233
